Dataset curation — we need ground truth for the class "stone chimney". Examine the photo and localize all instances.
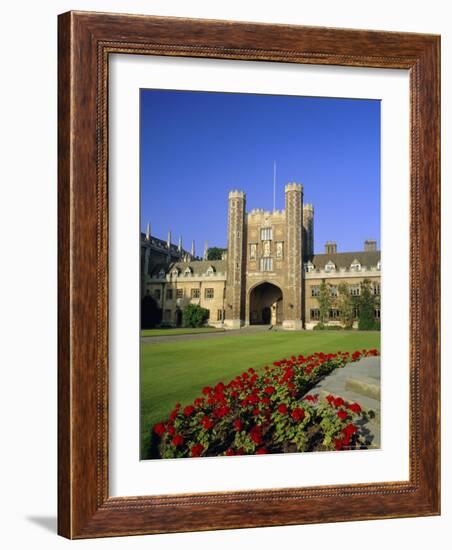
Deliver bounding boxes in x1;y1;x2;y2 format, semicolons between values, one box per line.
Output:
364;239;377;251
325;241;337;254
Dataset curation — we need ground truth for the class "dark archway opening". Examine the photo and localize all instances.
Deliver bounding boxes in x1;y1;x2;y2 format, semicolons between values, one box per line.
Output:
249;282;283;325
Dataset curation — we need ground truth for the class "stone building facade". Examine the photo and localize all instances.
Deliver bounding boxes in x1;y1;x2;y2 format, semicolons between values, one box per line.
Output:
141;183;381;329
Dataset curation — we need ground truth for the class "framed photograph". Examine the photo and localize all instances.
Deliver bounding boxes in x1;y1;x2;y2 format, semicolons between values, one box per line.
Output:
58;11;440;538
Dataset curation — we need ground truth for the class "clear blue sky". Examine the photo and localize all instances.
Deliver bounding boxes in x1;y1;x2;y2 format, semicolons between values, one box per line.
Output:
140;89;380;254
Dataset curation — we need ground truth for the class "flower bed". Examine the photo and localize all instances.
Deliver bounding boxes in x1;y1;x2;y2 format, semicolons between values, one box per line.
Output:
150;348;379;458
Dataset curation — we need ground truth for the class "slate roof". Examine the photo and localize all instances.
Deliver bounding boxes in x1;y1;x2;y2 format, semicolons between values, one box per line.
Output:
150;259;227;277
307;250;380;270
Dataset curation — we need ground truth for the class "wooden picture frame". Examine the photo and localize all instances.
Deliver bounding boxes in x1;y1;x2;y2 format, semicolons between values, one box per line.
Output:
58;11;440;538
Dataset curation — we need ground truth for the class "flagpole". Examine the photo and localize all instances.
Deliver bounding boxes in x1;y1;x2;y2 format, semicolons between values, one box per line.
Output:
273;161;276;212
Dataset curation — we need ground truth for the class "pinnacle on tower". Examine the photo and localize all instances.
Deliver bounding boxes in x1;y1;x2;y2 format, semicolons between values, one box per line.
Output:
146;221;151;240
203;241;208;261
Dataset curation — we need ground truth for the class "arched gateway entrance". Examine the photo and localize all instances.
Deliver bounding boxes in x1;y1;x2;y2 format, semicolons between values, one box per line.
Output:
249;282;283;326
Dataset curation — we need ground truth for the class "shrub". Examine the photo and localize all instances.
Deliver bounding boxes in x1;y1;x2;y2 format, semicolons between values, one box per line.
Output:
150;348;379;458
182;304;210;328
156;321;173;329
313;323;343;331
358;279;377;330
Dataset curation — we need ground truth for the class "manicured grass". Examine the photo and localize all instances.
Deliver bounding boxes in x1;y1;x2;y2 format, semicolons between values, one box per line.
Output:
140;330;380;457
141;327;224;337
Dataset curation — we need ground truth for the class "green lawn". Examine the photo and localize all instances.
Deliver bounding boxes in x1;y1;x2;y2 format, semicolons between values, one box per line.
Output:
141;327;224;337
140;330;380;457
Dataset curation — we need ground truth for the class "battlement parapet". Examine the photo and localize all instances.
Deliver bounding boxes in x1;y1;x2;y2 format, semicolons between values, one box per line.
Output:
285;182;303;193
228;190;246;199
247;209;286;221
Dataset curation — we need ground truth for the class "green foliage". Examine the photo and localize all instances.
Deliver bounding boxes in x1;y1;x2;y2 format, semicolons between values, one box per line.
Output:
313;323;343;331
358;279;377;330
182;303;210;328
156;321;173;329
337;282;355;329
207;247;226;260
317;280;332;324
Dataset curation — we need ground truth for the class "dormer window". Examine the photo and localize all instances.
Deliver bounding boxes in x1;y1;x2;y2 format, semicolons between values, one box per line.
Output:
184;267;193;276
325;260;336;273
350;259;361;272
377;260;381;271
171;268;179;278
206;265;215;276
158;269;166;279
304;261;315;273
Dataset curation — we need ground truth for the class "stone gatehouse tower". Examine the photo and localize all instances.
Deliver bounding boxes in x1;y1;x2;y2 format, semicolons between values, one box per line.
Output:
224;183;306;330
141;181;381;330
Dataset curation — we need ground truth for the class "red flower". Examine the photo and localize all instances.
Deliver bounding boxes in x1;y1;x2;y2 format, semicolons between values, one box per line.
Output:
252;408;260;416
213;405;230;418
277;404;288;414
333;397;345;408
233;419;243;431
337;410;348;421
342;423;358;437
248;394;260;405
261;397;271;406
264;386;276;395
225;448;235;456
153;422;166;437
190;443;204;457
202;386;212;395
183;405;195;416
347;402;362;414
304;394;318;403
200;415;214;430
334;438;344;451
291;407;305;422
249;426;263;445
256;447;268;454
172;434;184;447
194;397;205;408
326;394;335;404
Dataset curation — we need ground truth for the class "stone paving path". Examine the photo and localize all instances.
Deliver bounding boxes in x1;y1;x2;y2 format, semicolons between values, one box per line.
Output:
305;356;381;448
